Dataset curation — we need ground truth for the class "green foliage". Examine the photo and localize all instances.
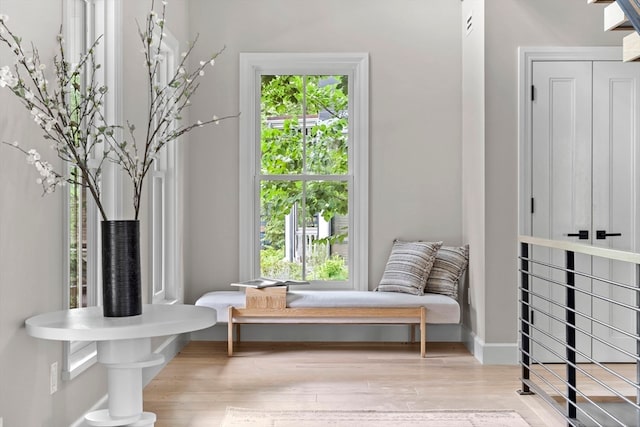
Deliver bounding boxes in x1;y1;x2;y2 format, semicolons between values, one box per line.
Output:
260;75;349;178
311;254;349;281
260;247;348;281
259;75;350;281
260;247;303;280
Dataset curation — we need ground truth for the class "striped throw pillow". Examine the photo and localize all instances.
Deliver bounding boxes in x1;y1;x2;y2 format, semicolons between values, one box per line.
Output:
377;240;442;295
425;245;469;300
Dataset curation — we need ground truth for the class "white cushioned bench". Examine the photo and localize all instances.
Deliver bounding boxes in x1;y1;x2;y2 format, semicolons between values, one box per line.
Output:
195;290;461;358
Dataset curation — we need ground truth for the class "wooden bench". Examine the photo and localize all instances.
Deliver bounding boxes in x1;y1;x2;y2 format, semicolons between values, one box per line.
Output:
195;287;460;358
227;305;427;357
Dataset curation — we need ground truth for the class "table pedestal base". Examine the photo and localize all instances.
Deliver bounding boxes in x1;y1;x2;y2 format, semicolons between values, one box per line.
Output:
85;338;164;426
85;410;156;426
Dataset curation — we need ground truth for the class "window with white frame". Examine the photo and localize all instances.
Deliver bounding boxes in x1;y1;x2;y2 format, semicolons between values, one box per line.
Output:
62;0;98;380
239;53;369;290
65;0;92;312
62;0;123;380
150;29;181;304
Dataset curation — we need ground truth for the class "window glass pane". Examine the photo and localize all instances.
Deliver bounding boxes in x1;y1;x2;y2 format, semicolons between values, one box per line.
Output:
152;176;165;296
261;75;304;175
260;180;303;279
259;180;349;282
69;167;87;309
260;75;349;177
68;62;88;309
305;75;349;176
304;181;349;281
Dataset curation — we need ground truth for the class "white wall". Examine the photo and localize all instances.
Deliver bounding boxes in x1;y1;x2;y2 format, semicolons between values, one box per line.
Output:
461;0;486;343
184;0;464;303
0;1;108;425
463;0;624;361
484;0;623;344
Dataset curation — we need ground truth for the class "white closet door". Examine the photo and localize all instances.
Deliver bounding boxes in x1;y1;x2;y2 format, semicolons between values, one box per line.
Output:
531;61;593;363
591;61;640;362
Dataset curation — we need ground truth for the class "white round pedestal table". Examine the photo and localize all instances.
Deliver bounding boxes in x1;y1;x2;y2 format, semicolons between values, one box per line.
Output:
26;304;216;427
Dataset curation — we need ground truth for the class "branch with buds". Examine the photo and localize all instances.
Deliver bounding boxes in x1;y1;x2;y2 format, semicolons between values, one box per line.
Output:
0;0;237;221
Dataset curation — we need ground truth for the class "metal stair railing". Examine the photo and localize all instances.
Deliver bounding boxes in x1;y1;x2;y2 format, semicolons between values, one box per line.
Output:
518;235;640;427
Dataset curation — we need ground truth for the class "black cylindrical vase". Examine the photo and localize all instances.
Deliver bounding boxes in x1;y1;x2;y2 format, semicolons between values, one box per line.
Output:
101;220;142;317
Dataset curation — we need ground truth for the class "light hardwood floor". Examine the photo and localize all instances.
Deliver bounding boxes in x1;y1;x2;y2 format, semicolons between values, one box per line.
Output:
143;341;566;426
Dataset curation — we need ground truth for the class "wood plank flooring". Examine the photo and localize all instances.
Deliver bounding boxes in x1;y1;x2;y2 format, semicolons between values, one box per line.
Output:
530;362;638;401
143;341;566;426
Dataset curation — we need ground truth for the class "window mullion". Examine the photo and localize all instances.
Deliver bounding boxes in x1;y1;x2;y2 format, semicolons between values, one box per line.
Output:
301;181;307;279
302;75;308;174
258;174;347;181
301;75;307;279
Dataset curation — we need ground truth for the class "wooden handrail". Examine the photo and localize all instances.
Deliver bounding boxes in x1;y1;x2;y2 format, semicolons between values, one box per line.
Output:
518;235;640;264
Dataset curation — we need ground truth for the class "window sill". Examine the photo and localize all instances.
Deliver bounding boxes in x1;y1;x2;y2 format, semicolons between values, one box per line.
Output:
153;298;180;305
63;341;97;381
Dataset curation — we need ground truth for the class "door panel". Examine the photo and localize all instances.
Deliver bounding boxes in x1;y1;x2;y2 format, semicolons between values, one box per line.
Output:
591;61;640;362
531;61;593;363
531;60;640;363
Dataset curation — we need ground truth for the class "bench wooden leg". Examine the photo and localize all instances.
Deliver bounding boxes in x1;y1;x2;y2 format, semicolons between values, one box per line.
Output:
228;307;234;356
420;307;426;358
227;306;427;358
409;324;415;343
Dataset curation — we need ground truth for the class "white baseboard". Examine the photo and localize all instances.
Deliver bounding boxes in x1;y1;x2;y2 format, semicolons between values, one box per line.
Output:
69;395;108;427
68;333;190;427
190;323;463;342
463;328;519;365
142;333;190;385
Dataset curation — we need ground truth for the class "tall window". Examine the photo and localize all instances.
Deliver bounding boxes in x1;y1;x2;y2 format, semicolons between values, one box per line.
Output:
240;54;369;290
63;0;99;380
150;29;180;304
260;75;349;281
63;0;123;380
65;2;92;311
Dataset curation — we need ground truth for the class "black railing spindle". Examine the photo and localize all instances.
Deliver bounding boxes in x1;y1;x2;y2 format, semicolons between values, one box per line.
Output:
636;263;640;427
519;242;533;395
566;250;577;421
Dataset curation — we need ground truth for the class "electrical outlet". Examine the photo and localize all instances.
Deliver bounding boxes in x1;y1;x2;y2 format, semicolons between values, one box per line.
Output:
50;362;58;395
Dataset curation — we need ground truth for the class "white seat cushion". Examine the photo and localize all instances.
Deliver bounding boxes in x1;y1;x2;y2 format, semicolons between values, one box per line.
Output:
195;290;460;324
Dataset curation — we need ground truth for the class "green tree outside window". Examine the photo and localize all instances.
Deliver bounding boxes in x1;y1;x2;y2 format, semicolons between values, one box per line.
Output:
259;75;349;281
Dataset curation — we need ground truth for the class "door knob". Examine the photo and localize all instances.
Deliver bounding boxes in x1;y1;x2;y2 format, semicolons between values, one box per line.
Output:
596;230;622;240
567;230;589;240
